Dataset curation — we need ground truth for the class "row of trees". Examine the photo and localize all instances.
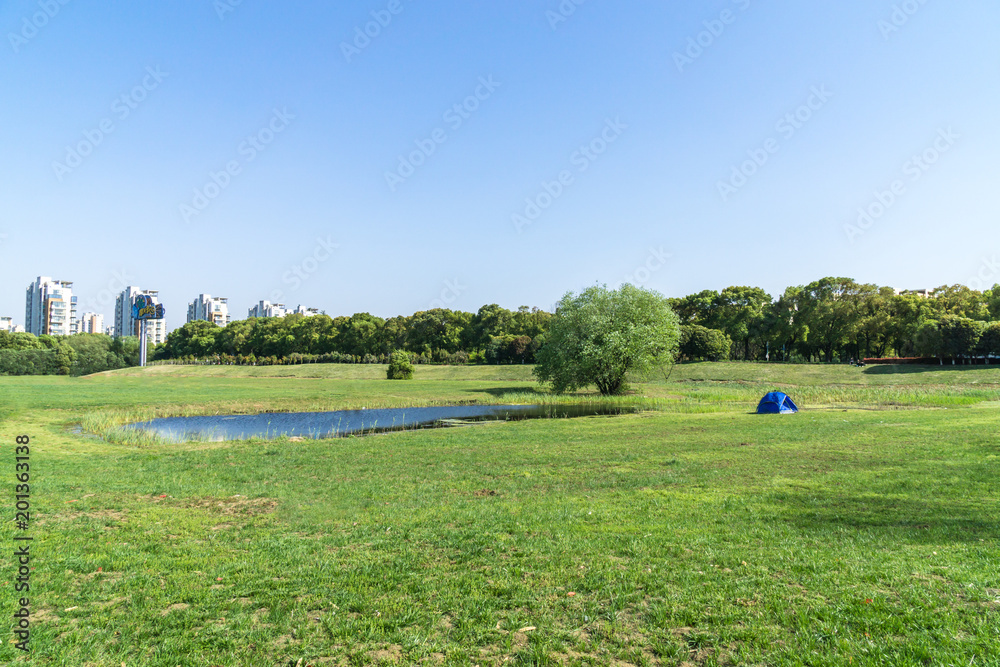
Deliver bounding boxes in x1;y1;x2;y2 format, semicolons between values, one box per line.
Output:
0;331;141;376
154;305;552;364
669;279;1000;362
6;278;1000;377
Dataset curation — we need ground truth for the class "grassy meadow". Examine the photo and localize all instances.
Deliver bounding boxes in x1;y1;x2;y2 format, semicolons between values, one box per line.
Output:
1;362;999;665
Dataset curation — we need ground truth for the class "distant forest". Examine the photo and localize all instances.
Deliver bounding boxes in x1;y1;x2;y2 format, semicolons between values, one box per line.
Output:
3;277;1000;375
154;277;1000;366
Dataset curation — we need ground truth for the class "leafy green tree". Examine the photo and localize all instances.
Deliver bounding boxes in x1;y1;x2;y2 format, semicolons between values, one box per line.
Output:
290;314;337;354
215;318;256;356
763;287;808;361
406;309;471;355
914;319;944;359
886;293;933;357
669;290;721;326
470;304;514;349
511;306;551;339
379;316;410;355
336;313;385;356
65;333;127;376
386;350;414;380
158;320;221;359
713;286;771;360
0;331;43;351
797;278;870;362
977;322;1000;357
852;287;895;359
679;325;731;361
534;284;680;395
986;286;1000;321
938;316;984;358
111;336;142;367
0;349;60;375
929;285;989;320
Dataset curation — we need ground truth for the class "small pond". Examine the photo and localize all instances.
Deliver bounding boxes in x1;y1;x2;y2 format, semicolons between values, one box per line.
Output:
123;404;638;443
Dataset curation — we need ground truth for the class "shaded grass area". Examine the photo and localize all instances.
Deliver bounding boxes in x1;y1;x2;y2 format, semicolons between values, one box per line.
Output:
1;363;999;664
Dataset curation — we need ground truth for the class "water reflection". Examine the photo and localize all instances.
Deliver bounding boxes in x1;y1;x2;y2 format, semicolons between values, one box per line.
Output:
124;404;638;443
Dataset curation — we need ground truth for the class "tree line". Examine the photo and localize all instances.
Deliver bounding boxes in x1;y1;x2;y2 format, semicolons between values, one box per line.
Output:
5;278;1000;376
153;305;552;365
670;278;1000;362
0;331;141;376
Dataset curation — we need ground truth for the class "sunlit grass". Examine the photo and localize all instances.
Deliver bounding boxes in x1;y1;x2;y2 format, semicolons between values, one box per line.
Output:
1;362;999;665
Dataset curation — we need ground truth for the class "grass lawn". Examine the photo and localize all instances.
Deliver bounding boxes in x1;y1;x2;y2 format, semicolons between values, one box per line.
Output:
1;362;999;665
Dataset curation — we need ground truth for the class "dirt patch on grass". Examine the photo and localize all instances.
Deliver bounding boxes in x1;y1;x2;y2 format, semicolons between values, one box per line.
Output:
180;495;278;516
161;603;190;616
474;489;499;498
41;508;128;525
367;644;404;663
33;608;60;624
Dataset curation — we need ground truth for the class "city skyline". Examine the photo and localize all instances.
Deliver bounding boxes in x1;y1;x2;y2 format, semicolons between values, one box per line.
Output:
4;274;336;334
2;2;998;327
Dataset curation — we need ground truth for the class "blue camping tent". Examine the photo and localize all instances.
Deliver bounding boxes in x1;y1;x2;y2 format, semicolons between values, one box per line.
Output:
756;392;798;414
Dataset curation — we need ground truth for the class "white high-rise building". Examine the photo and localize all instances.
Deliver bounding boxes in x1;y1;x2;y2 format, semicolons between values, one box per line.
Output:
292;305;320;317
114;287;167;345
0;317;13;332
78;312;105;335
187;294;230;327
25;276;77;336
248;300;287;318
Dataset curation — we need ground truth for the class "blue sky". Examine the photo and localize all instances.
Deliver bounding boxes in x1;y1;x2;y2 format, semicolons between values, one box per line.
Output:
1;0;998;329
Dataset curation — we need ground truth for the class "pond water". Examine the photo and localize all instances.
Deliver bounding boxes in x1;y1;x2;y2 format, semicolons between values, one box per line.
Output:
123;404;637;443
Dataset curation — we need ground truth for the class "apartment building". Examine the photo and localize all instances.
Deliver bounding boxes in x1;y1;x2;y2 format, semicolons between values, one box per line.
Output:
78;312;105;335
187;294;230;327
24;276;77;336
248;300;288;318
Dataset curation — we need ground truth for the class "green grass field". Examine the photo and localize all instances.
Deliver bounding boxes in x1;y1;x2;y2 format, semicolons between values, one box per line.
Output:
1;362;999;665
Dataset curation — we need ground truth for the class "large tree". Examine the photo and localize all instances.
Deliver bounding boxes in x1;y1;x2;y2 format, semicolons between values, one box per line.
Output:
533;284;679;395
713;286;771;360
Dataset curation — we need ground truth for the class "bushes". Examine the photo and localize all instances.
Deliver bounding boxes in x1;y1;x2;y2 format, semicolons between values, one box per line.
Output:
679;325;731;361
0;349;62;376
386;350;414;380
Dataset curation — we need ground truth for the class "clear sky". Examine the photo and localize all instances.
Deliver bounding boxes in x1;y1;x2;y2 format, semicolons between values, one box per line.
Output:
2;1;998;329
